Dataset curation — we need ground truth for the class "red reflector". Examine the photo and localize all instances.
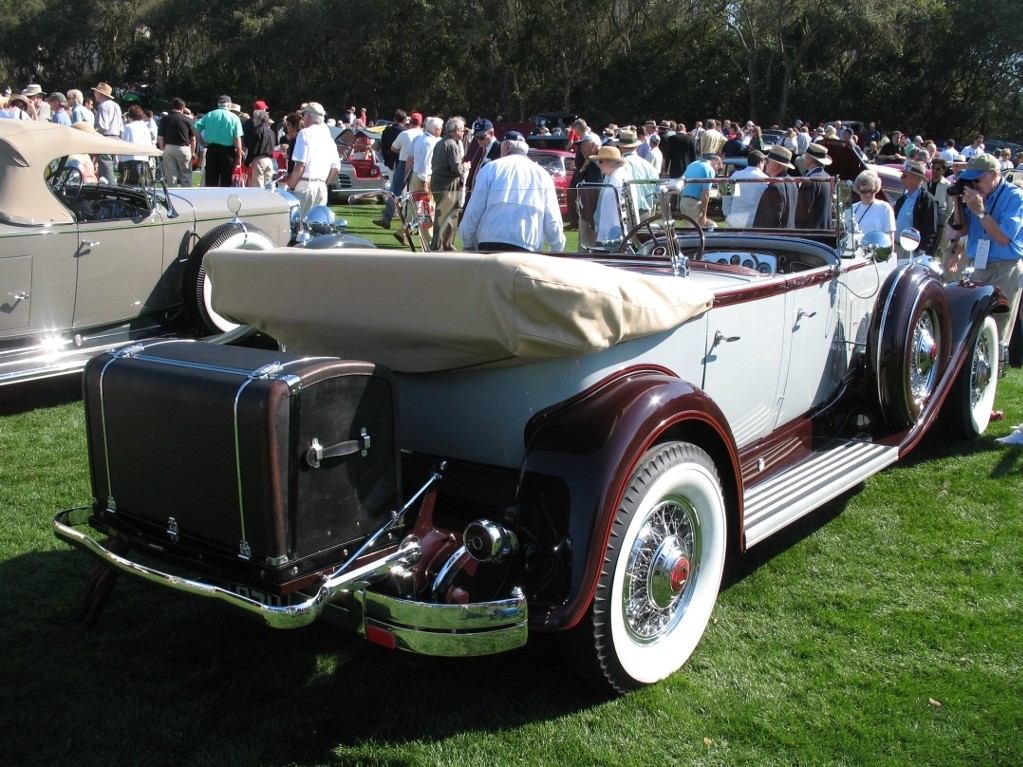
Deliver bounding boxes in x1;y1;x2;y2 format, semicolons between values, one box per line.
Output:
366;624;397;650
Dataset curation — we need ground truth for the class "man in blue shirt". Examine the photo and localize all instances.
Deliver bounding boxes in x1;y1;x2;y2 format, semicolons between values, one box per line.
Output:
948;152;1023;361
679;153;721;226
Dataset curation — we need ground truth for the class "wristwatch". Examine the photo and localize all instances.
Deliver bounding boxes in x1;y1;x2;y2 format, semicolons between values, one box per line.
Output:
978;211;987;221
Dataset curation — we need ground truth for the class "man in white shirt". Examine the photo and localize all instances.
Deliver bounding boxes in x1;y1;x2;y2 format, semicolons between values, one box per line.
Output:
459;132;565;253
285;102;341;218
725;150;769;228
410;116;443;193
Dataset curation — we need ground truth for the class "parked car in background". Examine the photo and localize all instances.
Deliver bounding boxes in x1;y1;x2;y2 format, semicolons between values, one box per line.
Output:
0;119;295;386
528;148;575;216
329;125;390;201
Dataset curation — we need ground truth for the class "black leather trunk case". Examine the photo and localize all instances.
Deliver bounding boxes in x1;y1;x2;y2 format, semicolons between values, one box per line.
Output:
83;340;401;594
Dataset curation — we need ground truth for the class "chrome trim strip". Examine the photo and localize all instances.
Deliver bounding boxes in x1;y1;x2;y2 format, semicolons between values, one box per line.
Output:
53;506;421;629
363;587;526;633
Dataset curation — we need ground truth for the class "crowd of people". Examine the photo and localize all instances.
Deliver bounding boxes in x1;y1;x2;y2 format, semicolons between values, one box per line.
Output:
3;84;1020;344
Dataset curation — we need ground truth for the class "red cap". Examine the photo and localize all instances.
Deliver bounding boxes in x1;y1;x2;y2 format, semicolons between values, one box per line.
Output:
409;112;423;125
253;100;268;111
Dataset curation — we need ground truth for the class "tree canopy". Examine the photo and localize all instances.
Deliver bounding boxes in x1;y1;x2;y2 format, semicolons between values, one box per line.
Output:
1;0;1020;141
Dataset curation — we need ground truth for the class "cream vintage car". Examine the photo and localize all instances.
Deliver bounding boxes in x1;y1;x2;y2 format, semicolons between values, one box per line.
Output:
0;119;294;385
55;174;1007;694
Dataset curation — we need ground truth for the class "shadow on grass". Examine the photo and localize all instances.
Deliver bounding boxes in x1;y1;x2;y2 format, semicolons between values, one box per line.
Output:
0;372;82;415
1;544;610;767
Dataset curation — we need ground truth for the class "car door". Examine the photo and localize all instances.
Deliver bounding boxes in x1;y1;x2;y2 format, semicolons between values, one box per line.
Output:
772;269;843;429
0;224;79;338
72;202;167;330
700;289;788;448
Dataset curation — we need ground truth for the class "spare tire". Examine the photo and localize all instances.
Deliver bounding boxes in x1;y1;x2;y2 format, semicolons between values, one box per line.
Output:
182;222;275;335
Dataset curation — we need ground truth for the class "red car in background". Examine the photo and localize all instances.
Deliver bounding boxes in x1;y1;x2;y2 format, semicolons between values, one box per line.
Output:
527;148;575;216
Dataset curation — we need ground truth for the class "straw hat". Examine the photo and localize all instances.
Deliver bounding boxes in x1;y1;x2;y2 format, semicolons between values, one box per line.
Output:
593;145;625;164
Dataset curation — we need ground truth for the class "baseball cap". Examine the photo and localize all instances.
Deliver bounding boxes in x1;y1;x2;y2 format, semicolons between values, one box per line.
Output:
958;153;1001;180
502;130;524;141
301;102;325;117
472;118;494;136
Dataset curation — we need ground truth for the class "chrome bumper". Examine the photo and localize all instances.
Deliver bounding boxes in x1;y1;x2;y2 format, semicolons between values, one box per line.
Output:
53;506;528;655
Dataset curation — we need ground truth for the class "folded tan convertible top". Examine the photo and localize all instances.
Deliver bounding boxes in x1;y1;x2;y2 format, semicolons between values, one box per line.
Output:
207;248;714;373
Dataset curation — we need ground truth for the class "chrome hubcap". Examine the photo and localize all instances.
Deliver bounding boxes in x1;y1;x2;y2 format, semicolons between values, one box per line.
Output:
623;499;699;643
971;332;993;406
910;312;939;407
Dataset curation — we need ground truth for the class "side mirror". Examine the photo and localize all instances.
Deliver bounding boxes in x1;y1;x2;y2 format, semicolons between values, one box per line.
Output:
860;230;892;261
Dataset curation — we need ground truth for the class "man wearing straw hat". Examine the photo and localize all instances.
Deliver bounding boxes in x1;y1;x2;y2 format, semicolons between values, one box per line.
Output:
91;82;124;183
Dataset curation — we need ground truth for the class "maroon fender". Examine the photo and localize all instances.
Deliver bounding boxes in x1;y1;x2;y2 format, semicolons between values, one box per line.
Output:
516;367;740;632
868;263;952;428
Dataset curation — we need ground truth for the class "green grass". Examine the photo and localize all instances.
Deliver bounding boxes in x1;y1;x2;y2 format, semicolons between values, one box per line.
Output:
2;367;1021;766
330;197;582;252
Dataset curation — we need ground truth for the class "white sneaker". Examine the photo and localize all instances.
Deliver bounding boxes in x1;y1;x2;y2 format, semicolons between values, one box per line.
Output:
996;429;1023;446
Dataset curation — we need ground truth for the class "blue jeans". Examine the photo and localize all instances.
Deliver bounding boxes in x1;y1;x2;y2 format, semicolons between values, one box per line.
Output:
382;162;408;224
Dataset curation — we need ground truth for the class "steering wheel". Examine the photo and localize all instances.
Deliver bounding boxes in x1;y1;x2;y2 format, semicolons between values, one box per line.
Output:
619;212;706;263
51;166;84;204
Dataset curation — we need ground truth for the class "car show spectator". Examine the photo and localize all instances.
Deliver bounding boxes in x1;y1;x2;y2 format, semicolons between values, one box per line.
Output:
699;119;726;156
647;133;663;176
430;116;467;251
380;109;407;171
66;89;94;127
679;153;722;227
465;118;502;211
752;146;798;228
157;97;196;187
947;152;1023;362
591;144;630;243
617;129;659;219
22;84;50;121
373;112;422;235
961;134;985;159
246;109;277;188
459;131;565;253
724;149;768;228
876;131;904;164
571;132;603;248
285;101;341;218
119;104;155;185
47;92;71;126
91;82;124;183
0;93;32;120
894;160;941;257
796;142;833;229
411;116;443;194
851;169;896;244
193;94;244;187
663;126;698;179
928;156;952;224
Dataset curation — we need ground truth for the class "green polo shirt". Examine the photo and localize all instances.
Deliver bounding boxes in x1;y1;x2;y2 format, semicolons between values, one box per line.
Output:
194;106;242;147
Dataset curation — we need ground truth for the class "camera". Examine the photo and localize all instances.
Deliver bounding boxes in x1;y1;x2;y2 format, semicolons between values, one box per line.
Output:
947;178;976;197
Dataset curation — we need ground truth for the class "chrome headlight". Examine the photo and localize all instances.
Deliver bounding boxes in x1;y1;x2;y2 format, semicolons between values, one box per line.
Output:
305;205;337;235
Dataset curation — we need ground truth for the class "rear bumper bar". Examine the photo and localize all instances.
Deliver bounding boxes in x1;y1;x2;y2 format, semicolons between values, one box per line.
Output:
53;506;528;655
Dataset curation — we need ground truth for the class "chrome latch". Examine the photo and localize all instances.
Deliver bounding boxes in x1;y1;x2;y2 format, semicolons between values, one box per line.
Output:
239;540;252;559
167;516;179;543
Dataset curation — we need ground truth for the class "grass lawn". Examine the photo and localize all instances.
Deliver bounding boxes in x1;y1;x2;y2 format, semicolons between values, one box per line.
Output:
1;329;1021;764
330;196;582;252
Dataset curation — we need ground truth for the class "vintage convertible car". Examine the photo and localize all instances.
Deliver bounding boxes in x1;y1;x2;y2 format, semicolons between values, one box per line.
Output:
528;148;575;216
54;175;1006;693
0;119;295;385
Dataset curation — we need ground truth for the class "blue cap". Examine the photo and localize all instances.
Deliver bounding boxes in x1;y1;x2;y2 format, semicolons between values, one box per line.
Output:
472;118;494;136
502;130;524;142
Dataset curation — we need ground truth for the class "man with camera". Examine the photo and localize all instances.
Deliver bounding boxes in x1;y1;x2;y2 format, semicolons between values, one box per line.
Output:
947;152;1023;364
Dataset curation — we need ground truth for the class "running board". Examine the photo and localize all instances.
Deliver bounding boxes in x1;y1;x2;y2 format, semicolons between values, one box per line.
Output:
743;440;899;548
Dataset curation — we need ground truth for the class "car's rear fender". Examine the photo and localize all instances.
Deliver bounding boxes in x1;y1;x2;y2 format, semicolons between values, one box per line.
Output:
518;368;740;632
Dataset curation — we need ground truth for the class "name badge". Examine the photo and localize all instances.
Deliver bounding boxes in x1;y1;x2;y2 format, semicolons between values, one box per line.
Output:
975;238;991;270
